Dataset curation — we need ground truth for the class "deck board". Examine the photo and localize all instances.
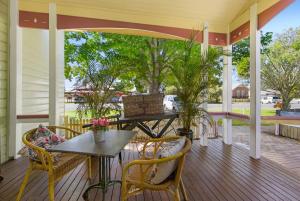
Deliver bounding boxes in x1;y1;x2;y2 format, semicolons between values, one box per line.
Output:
1;139;300;201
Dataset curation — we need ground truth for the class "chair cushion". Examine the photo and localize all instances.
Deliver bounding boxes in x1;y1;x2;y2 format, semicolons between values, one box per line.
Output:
149;137;186;184
18;124;66;162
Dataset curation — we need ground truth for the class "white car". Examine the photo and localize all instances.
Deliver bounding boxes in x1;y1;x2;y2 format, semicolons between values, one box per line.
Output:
261;96;281;104
163;95;180;111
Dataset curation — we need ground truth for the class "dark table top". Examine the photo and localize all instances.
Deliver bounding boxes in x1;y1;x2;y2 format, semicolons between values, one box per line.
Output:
48;130;135;158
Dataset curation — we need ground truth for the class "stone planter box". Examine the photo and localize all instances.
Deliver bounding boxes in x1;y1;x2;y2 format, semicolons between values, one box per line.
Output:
279;124;300;141
277;110;300;141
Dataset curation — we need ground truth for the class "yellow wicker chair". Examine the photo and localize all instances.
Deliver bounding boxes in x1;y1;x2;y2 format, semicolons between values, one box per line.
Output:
121;136;191;201
16;126;92;201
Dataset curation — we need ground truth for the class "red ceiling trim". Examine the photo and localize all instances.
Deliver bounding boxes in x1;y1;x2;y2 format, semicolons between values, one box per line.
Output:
19;10;227;46
230;21;250;44
258;0;295;29
57;14;204;43
209;32;227;46
19;10;49;29
19;0;294;46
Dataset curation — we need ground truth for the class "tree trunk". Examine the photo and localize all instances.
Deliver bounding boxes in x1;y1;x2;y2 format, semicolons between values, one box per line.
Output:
282;96;291;111
148;38;161;94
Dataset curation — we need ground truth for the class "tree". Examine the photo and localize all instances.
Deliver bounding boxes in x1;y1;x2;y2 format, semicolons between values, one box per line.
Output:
170;38;222;133
65;32;179;93
233;32;273;80
261;28;300;110
65;32;223;95
76;59;123;119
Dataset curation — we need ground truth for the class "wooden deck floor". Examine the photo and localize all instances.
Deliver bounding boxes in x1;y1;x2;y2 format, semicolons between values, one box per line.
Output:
232;126;300;176
1;139;300;201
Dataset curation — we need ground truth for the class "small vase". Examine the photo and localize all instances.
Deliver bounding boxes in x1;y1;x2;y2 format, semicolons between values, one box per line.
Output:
93;129;106;143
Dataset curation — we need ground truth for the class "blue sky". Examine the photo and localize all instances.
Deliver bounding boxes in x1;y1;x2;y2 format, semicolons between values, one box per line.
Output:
65;1;300;90
232;0;300;87
262;0;300;34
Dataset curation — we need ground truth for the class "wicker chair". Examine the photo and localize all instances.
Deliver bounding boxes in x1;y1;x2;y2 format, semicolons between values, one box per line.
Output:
16;126;92;201
121;136;191;201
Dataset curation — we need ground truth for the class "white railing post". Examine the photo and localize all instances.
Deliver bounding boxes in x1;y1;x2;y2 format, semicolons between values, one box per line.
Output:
249;3;261;159
222;27;232;145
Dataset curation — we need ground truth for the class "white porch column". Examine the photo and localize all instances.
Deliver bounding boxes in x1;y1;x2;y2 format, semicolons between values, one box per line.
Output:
200;22;209;146
222;29;232;145
249;3;261;159
9;0;23;158
49;2;60;125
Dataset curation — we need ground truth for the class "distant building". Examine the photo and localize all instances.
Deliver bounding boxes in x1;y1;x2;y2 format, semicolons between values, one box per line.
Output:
260;89;280;98
232;84;249;99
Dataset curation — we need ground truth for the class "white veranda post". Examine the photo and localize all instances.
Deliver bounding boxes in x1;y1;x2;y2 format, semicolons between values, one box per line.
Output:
249;3;261;159
222;29;233;145
49;2;57;125
9;0;22;158
200;22;209;146
49;2;65;126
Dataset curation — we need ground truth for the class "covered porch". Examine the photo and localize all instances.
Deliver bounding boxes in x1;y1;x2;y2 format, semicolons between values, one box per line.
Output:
6;0;295;161
1;0;300;201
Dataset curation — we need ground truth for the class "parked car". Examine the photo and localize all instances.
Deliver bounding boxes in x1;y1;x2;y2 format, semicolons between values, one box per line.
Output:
291;98;300;104
261;96;281;104
163;95;180;111
74;96;85;103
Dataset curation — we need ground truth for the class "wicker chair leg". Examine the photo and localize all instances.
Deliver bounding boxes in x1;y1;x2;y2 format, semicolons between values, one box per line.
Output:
48;174;55;201
16;165;32;201
180;179;188;201
174;189;180;201
121;180;127;201
87;156;92;179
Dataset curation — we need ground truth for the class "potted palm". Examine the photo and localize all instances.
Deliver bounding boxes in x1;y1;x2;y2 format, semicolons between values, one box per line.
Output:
170;36;221;142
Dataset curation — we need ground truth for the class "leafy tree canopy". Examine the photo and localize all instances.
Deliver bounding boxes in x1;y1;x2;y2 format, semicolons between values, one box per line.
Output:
233;32;273;80
262;28;300;110
65;32;223;94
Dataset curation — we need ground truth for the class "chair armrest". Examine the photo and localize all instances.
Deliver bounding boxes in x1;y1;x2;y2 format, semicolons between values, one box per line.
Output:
122;152;183;183
141;136;180;158
48;126;81;139
22;133;53;169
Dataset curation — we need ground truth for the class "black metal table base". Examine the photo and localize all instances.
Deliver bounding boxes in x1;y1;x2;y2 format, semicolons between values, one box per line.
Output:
120;115;177;138
0;176;3;182
83;156;121;201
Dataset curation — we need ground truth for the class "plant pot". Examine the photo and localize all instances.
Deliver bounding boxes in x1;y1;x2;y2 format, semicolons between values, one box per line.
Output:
93;130;106;143
176;128;193;143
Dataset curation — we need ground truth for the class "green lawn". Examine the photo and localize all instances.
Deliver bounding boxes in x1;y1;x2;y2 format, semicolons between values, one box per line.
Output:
65;110;119;118
65;110;78;117
231;108;276;116
211;108;277;126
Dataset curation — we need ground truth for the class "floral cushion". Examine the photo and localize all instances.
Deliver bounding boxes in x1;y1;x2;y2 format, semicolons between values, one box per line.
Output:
18;124;66;162
149;137;186;184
